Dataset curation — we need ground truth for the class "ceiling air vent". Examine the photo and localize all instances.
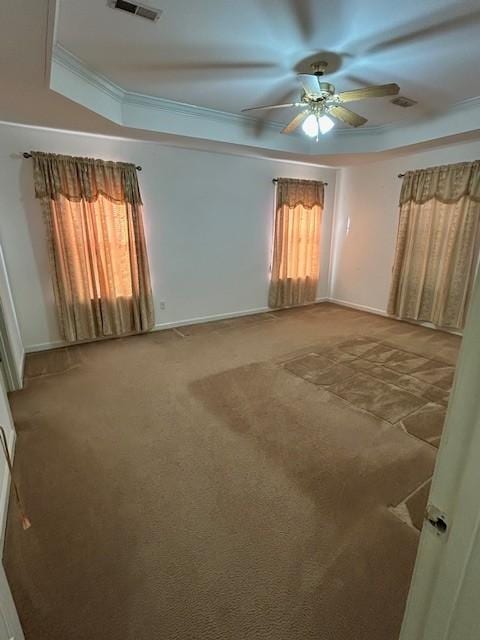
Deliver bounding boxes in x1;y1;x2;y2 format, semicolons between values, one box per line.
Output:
107;0;162;22
391;96;418;108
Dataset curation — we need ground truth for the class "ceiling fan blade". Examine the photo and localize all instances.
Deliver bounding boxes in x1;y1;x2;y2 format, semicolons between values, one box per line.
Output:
242;103;300;113
337;83;400;102
329;105;367;127
282;110;309;134
367;8;480;55
287;0;315;41
297;73;321;96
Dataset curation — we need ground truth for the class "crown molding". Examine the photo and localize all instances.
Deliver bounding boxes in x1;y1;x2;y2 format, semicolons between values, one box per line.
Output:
123;91;286;133
53;44;391;137
53;45;395;139
50;44;480;157
53;44;286;134
329;93;480;143
451;94;480;111
54;44;125;104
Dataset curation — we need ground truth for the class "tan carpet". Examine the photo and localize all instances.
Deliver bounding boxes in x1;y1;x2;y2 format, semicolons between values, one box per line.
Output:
3;303;461;639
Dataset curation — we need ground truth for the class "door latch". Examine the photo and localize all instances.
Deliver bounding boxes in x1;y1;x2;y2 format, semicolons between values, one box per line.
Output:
425;505;448;536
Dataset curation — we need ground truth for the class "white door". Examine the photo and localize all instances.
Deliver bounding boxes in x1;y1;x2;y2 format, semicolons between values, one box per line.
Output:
400;268;480;638
0;361;24;640
0;564;23;640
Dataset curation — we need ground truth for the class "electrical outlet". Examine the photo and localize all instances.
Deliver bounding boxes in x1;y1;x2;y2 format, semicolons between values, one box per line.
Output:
159;301;166;310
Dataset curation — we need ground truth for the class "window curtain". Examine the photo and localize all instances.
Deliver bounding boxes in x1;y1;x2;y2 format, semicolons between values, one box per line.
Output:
32;151;154;342
388;160;480;330
269;179;324;308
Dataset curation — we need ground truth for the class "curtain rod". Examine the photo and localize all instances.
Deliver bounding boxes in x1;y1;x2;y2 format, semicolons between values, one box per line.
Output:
22;152;142;171
273;175;404;182
272;178;328;185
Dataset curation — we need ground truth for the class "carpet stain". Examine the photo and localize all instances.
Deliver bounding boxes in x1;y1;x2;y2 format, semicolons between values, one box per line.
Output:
281;336;452;444
190;360;435;639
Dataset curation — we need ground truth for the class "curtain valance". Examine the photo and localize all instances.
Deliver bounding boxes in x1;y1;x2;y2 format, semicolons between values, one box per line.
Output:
31;151;143;205
400;160;480;205
276;178;324;209
31;150;153;342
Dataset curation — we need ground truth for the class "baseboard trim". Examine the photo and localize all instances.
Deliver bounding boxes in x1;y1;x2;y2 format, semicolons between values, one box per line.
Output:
329;298;463;336
328;298;389;317
25;305;274;352
152;305;272;332
22;298;380;352
153;299;329;332
26;339;66;353
22;296;461;353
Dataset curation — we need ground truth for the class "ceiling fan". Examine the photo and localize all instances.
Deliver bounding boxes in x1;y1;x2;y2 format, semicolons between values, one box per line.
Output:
242;61;400;139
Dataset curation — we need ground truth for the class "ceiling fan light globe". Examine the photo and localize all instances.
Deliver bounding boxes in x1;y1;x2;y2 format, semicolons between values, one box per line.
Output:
318;114;335;134
302;114;319;138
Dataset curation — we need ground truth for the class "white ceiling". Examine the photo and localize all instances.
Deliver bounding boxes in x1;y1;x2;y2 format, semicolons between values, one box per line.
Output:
1;0;480;163
56;0;480;127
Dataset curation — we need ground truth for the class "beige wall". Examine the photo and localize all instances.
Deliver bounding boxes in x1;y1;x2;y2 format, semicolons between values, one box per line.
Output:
330;140;480;313
0;122;337;351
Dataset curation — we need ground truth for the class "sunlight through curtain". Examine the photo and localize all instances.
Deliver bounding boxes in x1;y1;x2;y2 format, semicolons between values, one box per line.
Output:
388;161;480;330
269;179;324;308
32;152;154;342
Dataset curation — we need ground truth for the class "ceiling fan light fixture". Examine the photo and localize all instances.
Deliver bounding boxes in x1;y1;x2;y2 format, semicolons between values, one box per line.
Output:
318;114;334;134
302;114;319;138
243;65;396;137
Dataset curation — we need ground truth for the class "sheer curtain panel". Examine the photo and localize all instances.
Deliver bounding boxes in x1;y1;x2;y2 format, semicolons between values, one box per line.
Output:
388;161;480;330
269;179;324;308
32;152;154;342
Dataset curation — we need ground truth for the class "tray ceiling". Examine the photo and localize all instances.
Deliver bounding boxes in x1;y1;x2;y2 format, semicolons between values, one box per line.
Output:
57;0;480;127
1;0;480;163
